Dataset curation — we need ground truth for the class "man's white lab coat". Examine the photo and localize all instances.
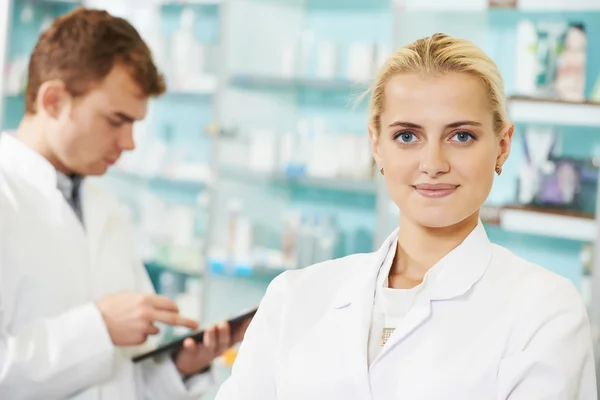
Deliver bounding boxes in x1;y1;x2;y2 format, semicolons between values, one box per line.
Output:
0;133;212;399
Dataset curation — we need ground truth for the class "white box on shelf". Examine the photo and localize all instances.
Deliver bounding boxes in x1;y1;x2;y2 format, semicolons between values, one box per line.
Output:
158;0;222;4
500;208;596;242
508;97;600;128
396;0;488;12
517;0;600;11
347;43;376;83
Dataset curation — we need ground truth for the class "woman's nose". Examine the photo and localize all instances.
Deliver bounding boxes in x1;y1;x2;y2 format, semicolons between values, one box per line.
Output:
419;142;450;177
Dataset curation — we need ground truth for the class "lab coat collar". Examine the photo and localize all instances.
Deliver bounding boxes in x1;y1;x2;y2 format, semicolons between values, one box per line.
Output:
426;221;492;301
0;132;60;199
332;219;493;308
332;229;396;310
327;220;493;385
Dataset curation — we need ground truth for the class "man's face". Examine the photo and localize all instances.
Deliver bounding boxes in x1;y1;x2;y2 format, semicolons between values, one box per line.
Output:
46;64;149;176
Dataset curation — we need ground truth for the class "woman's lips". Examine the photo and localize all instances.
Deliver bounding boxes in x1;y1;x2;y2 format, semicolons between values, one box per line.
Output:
413;183;459;198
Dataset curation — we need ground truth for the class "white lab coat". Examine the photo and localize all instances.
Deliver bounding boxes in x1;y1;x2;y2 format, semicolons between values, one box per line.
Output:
0;133;212;399
216;222;598;399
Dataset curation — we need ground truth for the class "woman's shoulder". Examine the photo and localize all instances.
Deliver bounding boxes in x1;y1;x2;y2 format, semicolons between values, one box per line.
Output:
263;251;378;303
487;243;584;311
277;252;376;286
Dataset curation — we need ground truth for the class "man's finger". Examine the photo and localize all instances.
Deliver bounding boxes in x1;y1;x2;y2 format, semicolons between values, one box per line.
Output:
145;323;160;335
152;310;198;330
204;325;217;352
183;337;196;350
146;294;179;312
217;322;231;354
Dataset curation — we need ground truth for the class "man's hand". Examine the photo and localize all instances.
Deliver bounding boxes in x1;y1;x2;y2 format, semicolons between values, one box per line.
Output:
175;318;252;377
96;292;198;346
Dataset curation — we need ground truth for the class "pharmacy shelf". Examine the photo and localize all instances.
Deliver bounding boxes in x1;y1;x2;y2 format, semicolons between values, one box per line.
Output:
36;0;81;4
162;89;216;99
219;166;377;195
108;168;210;192
159;0;221;5
208;259;286;283
229;74;372;92
481;204;596;242
397;0;489;12
307;0;389;9
508;96;600;128
145;259;203;279
517;0;600;11
396;0;600;12
164;75;219;96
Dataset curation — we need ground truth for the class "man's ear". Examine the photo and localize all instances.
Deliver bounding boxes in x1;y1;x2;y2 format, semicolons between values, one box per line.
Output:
368;123;383;169
496;123;514;169
37;80;68;119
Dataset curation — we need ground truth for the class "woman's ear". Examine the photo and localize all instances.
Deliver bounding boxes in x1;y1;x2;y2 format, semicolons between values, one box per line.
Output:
369;123;383;168
496;123;514;169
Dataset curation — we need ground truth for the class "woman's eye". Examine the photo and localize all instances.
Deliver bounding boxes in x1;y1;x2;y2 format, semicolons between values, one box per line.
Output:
396;132;417;143
451;131;474;143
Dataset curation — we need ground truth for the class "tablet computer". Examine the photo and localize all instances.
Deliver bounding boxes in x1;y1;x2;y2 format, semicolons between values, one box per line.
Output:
132;307;258;363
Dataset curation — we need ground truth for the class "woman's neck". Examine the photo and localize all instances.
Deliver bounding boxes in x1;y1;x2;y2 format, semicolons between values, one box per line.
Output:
389;212;479;289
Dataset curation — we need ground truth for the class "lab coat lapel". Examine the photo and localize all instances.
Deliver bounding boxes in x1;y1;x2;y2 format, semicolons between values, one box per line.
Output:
374;222;493;363
325;230;398;399
81;181;114;263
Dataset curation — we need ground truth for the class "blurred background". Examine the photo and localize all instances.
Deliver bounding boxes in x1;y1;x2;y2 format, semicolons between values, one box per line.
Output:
2;0;600;396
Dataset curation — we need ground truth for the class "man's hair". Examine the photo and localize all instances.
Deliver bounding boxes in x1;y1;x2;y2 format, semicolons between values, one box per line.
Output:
25;7;166;114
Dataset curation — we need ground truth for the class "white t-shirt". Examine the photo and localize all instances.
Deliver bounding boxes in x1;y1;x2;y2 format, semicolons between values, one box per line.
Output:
368;240;445;366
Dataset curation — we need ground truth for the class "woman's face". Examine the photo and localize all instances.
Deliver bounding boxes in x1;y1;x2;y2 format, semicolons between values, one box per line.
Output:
370;72;513;229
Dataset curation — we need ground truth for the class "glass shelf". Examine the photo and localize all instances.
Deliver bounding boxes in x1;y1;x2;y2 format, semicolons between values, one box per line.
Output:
229;74;372;93
481;204;595;242
34;0;81;4
108;168;210;192
208;261;286;284
508;96;600;128
305;0;390;10
219;166;377;196
144;260;202;301
159;0;221;5
145;259;203;279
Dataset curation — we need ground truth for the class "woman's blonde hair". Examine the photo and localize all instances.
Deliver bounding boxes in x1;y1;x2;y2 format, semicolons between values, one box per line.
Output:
367;33;508;136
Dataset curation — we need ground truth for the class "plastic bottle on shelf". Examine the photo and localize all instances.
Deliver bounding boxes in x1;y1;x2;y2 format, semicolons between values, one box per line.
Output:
194;192;210;240
171;7;204;92
20;1;34;24
314;216;338;264
296;214;316;269
297;31;316;78
226;199;242;273
308;118;337;179
173;278;203;337
316;40;338;80
39;13;53;34
285;120;310;177
580;243;593;309
515;19;537;97
156;271;180;342
281;211;301;269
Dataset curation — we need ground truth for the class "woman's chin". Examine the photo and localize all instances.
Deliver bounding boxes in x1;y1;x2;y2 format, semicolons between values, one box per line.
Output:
402;207;478;230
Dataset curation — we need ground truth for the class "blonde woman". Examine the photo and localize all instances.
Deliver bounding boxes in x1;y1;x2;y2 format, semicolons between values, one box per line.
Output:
215;34;597;399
